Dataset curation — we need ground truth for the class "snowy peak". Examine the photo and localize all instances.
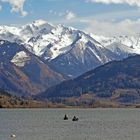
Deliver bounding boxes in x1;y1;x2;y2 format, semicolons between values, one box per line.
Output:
0;20;104;60
0;20;140;77
91;34;140;54
21;20;54;36
91;34;140;49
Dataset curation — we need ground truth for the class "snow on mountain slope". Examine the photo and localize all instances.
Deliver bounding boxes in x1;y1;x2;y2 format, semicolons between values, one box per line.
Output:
0;20;104;59
11;51;30;67
91;34;140;54
49;35;112;77
0;40;65;96
0;20;140;77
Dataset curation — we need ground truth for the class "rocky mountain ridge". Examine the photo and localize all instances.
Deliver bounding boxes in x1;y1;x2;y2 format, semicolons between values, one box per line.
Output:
0;20;140;77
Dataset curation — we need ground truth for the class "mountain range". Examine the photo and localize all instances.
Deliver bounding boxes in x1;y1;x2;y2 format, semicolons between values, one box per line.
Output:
37;55;140;107
0;40;64;96
0;19;140;97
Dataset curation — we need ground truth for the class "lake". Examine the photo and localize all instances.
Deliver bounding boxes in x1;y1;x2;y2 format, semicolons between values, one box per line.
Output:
0;109;140;140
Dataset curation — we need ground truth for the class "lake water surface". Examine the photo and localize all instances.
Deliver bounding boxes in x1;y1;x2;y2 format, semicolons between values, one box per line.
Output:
0;109;140;140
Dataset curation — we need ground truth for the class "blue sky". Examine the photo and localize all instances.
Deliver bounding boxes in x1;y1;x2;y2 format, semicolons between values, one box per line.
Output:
0;0;140;36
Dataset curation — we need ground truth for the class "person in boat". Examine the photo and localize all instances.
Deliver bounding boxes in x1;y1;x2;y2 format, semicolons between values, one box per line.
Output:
72;116;78;121
64;114;68;120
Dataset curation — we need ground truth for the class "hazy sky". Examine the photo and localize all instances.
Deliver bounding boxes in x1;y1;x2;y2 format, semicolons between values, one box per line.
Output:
0;0;140;36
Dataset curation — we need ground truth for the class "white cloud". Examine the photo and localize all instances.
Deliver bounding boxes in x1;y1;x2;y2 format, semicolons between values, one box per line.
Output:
82;18;140;37
65;11;76;20
1;0;27;16
49;10;76;20
47;8;140;37
87;0;140;7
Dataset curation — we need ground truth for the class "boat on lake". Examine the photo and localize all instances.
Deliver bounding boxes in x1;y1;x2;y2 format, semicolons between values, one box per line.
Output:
72;116;78;121
63;114;68;120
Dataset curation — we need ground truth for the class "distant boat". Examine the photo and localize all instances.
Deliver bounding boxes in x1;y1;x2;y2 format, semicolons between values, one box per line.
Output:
10;134;16;138
72;116;78;121
63;114;68;120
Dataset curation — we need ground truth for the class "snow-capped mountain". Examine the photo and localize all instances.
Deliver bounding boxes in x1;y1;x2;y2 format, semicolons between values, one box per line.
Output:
0;19;140;77
91;34;140;53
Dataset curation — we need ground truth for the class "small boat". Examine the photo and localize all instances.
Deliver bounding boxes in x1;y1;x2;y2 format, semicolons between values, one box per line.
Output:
72;116;78;121
63;114;68;120
10;134;16;138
